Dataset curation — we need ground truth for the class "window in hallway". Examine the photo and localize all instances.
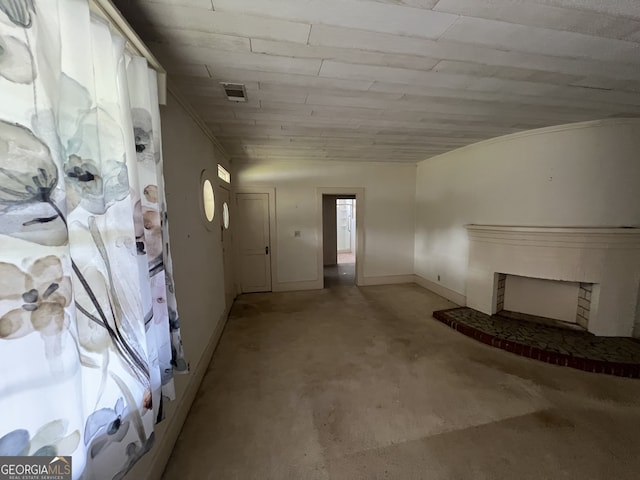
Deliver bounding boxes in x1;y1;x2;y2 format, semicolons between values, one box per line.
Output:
202;178;215;222
222;201;230;229
336;198;356;265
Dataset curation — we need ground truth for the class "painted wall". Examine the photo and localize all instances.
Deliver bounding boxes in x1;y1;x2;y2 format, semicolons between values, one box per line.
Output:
236;160;416;288
414;118;640;301
125;91;231;480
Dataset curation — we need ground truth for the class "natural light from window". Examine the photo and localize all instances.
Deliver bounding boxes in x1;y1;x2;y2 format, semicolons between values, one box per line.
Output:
218;164;230;183
223;202;230;229
203;179;215;222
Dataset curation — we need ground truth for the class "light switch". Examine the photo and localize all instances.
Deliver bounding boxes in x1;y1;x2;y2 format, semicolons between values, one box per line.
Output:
294;231;301;237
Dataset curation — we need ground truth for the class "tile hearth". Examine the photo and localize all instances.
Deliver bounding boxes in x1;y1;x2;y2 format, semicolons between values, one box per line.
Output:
433;307;640;378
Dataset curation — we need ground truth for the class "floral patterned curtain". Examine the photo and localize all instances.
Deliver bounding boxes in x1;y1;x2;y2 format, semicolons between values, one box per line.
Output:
0;1;187;478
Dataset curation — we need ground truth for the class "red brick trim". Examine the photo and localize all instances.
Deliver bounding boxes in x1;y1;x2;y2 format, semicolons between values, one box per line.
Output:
433;308;640;379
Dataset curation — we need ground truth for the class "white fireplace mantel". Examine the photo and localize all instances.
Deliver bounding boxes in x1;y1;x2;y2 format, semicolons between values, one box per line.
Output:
465;225;640;337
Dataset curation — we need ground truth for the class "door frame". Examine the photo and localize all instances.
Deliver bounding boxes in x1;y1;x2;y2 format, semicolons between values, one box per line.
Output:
235;186;276;292
316;187;365;288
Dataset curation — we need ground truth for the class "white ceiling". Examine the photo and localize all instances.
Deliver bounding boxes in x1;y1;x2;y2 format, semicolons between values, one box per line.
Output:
114;0;640;164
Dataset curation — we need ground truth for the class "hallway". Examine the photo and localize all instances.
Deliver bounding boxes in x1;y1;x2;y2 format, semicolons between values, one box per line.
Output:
323;263;355;288
162;284;640;480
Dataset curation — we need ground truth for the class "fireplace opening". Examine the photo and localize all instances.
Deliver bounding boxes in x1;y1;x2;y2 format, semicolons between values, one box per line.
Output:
466;225;639;337
494;273;595;331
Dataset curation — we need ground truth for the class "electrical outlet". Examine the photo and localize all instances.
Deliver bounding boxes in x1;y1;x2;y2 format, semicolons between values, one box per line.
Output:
294;230;301;237
437;275;441;281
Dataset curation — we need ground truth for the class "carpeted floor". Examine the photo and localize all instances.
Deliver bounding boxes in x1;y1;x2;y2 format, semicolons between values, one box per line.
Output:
162;284;640;480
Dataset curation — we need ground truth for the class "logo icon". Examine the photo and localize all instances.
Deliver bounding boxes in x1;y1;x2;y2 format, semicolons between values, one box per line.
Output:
0;456;72;480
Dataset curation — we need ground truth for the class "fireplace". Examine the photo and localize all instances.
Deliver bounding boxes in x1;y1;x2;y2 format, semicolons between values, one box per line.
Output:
465;226;640;337
494;273;593;329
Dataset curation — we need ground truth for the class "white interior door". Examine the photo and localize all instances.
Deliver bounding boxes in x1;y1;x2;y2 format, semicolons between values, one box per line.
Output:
237;193;271;292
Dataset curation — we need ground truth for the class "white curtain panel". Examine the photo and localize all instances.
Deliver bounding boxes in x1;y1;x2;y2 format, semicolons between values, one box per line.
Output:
0;1;187;478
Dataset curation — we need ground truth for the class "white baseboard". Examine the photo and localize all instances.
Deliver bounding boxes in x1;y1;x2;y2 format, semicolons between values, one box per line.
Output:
273;274;416;291
413;274;466;306
359;274;416;286
272;279;321;292
131;307;231;480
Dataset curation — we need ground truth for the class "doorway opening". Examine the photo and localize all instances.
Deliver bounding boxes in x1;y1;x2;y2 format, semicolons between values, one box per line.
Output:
323;195;356;287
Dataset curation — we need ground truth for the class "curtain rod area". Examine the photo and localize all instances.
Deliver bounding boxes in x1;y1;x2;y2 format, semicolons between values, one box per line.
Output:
89;0;230;158
90;0;167;103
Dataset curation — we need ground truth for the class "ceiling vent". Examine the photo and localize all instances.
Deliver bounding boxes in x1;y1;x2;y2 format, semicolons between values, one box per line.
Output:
220;82;247;102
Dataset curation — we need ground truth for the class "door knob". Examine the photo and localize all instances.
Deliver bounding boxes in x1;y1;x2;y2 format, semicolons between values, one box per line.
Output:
265;246;269;255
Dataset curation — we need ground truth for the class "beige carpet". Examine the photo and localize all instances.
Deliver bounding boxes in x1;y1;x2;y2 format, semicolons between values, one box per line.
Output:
163;283;640;480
